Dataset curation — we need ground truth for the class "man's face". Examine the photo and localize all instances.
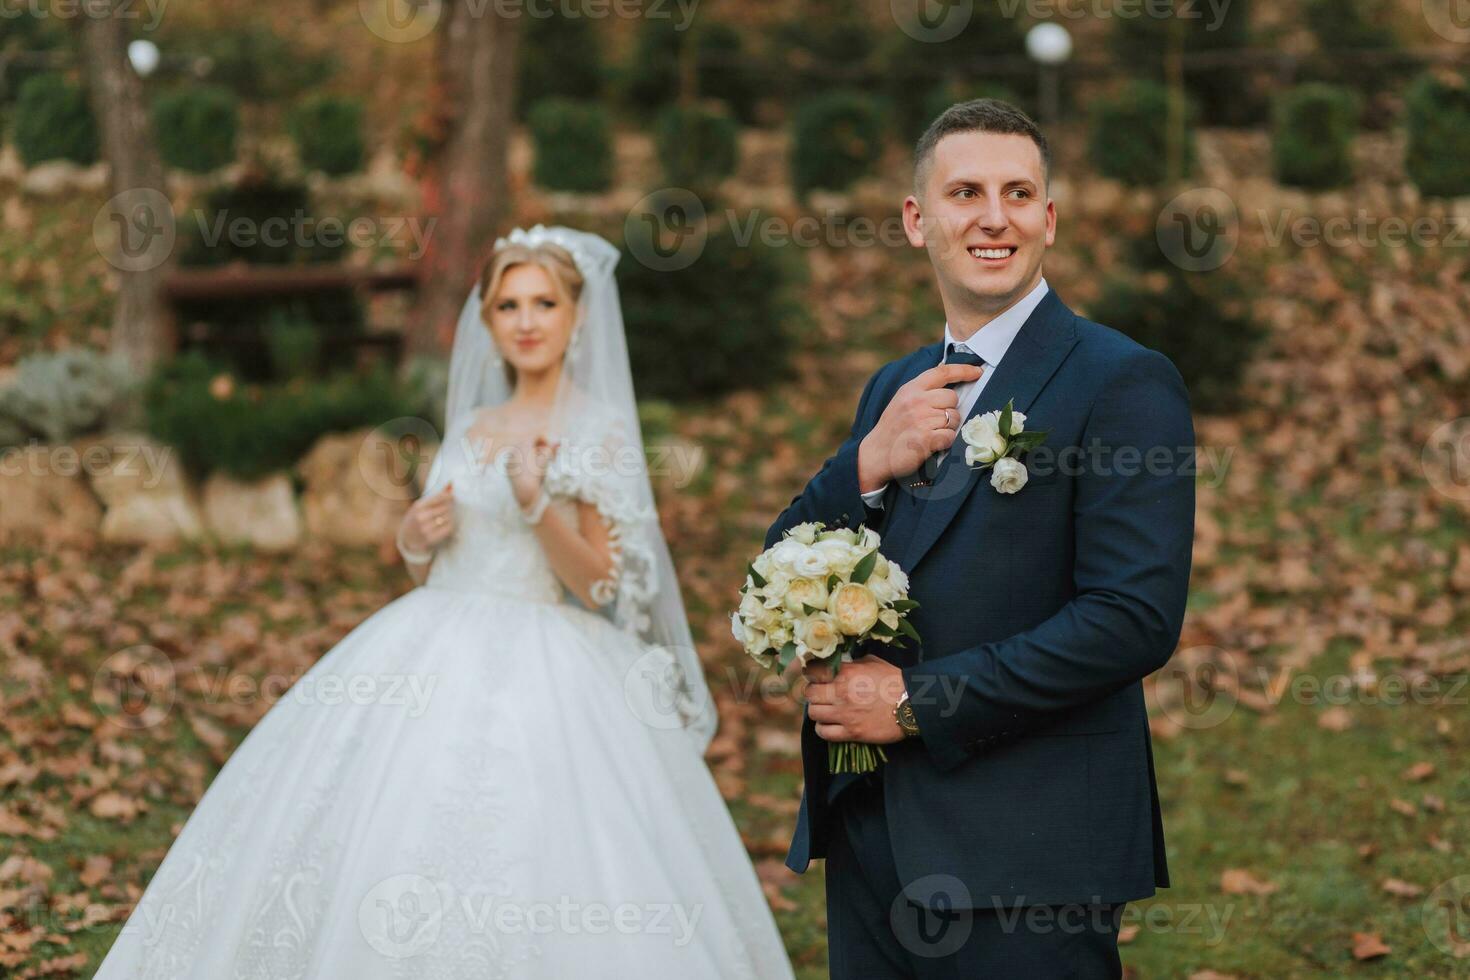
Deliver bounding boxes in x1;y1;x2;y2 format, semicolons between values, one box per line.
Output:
904;131;1055;317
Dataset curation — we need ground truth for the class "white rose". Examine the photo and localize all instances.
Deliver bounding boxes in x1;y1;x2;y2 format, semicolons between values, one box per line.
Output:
869;553;890;580
828;583;880;635
792;547;830;578
783;577;830;614
796;613;841;661
752;553;775;580
740;591;778;630
878;607;900;631
961;412;1006;466
769;538;807;572
990;456;1029;494
868;574;898;605
762;571;792;606
813;538;859;577
820;527;860;546
1007;410;1027;436
886;564;909;596
767;624;793;649
731;612;771;657
789;522;819;545
858;526;882;551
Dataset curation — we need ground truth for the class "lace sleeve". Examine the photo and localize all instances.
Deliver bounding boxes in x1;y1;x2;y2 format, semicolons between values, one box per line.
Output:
542;421;660;636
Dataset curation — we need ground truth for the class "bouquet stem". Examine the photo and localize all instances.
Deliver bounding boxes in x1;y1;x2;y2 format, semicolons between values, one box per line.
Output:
828;741;887;774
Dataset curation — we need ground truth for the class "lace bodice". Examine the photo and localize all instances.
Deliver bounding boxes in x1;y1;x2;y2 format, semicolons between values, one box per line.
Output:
424;442;569;604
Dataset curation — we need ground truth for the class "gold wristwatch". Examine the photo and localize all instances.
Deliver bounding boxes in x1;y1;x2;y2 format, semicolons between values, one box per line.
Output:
894;689;921;738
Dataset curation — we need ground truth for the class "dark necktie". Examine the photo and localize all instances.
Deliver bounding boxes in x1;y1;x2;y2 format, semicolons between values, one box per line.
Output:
912;344;985;487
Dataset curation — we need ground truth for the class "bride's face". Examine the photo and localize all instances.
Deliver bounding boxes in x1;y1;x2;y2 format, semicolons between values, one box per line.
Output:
485;263;577;379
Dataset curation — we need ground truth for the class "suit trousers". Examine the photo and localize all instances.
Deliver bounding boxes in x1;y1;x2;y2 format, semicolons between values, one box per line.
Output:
825;773;1126;980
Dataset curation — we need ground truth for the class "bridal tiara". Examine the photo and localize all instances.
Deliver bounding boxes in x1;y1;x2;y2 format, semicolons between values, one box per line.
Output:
493;224;596;279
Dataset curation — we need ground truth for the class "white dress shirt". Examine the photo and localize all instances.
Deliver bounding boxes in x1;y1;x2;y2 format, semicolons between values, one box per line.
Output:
860;277;1050;510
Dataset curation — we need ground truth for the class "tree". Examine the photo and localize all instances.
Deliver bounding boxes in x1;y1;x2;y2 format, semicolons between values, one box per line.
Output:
414;0;521;355
76;4;174;375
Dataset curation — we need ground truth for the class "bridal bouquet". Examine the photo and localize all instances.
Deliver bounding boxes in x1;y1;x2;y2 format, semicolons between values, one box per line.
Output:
730;521;920;774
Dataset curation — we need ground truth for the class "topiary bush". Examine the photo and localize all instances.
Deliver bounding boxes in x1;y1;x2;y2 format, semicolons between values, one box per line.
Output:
1089;227;1264;415
790;90;886;200
1110;0;1264;128
162;24;336;103
1272;84;1359;190
1302;0;1405;129
654;102;739;190
618;218;799;402
0;349;136;446
1404;71;1470;199
527;98;613;192
623;20;759;124
516;10;604;119
144;353;418;480
12;73;99;166
1088;81;1196;186
288;95;366;175
153;85;240;174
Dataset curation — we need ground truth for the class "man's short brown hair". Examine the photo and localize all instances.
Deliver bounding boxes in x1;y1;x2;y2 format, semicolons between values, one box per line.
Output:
913;98;1052;197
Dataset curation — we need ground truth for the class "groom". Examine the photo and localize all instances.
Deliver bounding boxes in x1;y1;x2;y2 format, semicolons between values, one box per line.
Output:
764;99;1195;977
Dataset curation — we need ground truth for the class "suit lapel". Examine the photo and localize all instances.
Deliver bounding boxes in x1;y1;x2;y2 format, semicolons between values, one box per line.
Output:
896;289;1080;576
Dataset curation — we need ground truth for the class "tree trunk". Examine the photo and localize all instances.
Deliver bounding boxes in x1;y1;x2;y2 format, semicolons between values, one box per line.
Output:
413;0;521;356
76;6;174;376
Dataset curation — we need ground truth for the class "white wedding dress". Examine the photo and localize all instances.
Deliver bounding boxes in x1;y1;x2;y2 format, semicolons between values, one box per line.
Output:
94;430;796;979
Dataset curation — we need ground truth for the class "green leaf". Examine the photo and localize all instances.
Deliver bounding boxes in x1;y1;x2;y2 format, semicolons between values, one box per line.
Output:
896;617;922;643
778;641;797;670
889;599;919;612
999;399;1014;439
747;563;766;589
826;573;840;591
802;603;821;616
870;621;896;636
851;548;879;584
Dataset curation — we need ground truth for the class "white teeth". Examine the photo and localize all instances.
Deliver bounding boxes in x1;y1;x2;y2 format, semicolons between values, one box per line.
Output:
969;247;1014;259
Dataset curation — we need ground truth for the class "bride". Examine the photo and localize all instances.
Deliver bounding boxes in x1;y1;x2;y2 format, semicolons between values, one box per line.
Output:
95;225;796;979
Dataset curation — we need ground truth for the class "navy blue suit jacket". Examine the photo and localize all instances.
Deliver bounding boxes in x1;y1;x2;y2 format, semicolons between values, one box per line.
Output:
764;288;1194;908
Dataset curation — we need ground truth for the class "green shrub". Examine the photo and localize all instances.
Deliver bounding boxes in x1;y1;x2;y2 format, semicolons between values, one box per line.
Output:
166;24;336;103
1404;71;1470;199
265;312;322;380
153;85;240;173
516;10;604;119
0;349;135;445
1302;0;1405;127
12;73;99;166
654;102;739;189
877;12;1024;138
527;98;613;192
623;20;759;124
790;90;886;200
1088;81;1195;186
618;219;798;402
144;353;418;479
0;15;67;134
176;171;364;380
1110;0;1264;128
767;4;877;108
288;95;365;175
1090;228;1263;415
1272;84;1358;190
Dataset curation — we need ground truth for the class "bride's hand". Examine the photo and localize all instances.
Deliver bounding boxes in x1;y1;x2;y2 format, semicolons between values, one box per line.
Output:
404;481;456;552
507;436;560;509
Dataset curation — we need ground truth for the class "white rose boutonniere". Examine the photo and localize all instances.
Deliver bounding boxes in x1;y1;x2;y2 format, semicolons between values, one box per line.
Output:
959;398;1049;494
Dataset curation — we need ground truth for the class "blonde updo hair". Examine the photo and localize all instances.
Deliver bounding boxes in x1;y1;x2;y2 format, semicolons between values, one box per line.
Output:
477;240;586;384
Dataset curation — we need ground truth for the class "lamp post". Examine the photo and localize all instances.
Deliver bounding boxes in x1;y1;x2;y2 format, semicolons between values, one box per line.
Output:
1025;23;1072;125
127;40;161;78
